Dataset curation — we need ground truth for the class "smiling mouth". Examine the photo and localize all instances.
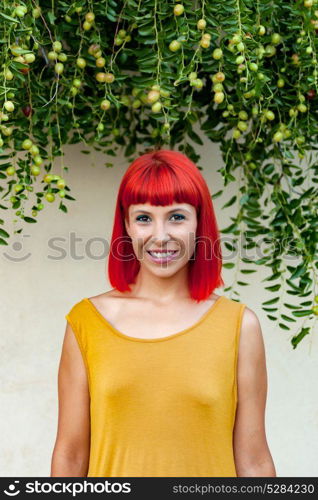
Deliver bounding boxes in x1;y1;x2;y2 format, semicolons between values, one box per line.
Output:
147;250;179;258
147;249;178;253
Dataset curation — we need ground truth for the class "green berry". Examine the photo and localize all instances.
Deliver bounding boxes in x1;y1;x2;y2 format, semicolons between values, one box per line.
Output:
76;57;86;69
73;78;82;88
197;19;206;30
24;53;35;63
4;101;14;112
30;145;39;156
53;41;62;53
273;131;283;142
213;48;223;60
54;63;64;75
45;193;55;202
192;78;203;89
249;62;258;71
100;99;111;110
15;6;26;18
58;53;67;62
174;4;184;16
147;90;160;103
235;55;245;64
14;183;24;192
232;34;242;44
44;174;54;183
33;155;43;166
297;103;307;113
238;110;248;120
152;101;162;113
312;305;318;315
6;166;15;175
258;25;266;35
32;7;41;18
265;110;275;120
237;121;248;131
31;165;41;176
169;40;181;52
22;139;33;150
214;91;225;104
48;51;58;61
271;33;281;45
213;83;223;92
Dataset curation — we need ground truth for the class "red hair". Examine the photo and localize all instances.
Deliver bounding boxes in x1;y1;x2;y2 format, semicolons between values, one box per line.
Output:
107;149;224;302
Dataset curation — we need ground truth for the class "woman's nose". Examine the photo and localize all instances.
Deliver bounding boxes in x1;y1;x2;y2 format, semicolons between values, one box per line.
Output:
151;221;171;242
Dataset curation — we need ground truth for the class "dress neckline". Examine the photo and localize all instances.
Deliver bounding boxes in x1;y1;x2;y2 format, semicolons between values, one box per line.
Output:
83;295;224;343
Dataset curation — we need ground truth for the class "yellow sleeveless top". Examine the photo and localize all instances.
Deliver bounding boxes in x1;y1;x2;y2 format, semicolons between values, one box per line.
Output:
65;295;246;477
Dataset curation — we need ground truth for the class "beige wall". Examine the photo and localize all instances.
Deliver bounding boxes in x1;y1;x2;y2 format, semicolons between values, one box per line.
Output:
1;137;317;476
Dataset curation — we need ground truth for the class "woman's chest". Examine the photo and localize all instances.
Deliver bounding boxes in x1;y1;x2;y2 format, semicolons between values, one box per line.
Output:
89;340;235;411
89;295;219;339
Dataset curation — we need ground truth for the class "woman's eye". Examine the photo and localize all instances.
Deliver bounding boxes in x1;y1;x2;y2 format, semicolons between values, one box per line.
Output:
135;214;185;223
135;215;149;222
171;214;185;221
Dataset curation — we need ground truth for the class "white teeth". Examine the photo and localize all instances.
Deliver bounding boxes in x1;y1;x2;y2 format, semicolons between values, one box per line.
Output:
148;251;176;258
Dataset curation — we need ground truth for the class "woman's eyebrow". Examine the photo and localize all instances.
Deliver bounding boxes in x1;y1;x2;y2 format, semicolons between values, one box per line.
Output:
132;207;191;215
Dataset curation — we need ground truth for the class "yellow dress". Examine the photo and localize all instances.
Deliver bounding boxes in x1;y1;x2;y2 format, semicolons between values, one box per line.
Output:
65;295;246;477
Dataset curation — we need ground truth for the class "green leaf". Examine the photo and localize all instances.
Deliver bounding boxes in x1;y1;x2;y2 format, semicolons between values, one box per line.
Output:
59;203;68;213
291;310;313;317
221;223;238;234
279;323;290;331
212;189;223;199
281;314;296;322
23;217;37;223
290;264;307;280
47;11;57;25
0;12;19;23
222;196;236;208
239;194;249;206
267;315;277;321
0;228;9;238
263;297;280;305
291;327;310;349
187;128;203;145
283;303;300;309
265;284;281;292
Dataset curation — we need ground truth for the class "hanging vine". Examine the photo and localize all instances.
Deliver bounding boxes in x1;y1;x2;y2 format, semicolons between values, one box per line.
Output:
0;0;317;347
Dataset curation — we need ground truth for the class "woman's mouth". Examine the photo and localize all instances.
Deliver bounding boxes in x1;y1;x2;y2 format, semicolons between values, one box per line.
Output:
146;250;179;263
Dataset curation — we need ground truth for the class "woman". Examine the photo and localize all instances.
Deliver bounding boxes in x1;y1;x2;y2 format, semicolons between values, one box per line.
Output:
51;149;276;477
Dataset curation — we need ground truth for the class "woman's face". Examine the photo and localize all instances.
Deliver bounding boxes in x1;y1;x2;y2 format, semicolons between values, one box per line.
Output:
125;202;197;274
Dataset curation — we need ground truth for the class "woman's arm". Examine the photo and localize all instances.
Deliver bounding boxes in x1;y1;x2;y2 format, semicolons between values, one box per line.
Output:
50;322;90;477
233;307;276;477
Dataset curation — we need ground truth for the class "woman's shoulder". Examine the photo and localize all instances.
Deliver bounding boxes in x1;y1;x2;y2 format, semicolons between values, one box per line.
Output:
213;293;248;309
87;288;121;306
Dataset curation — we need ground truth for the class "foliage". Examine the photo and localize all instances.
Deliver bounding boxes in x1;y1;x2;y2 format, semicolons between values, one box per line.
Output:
0;0;317;347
